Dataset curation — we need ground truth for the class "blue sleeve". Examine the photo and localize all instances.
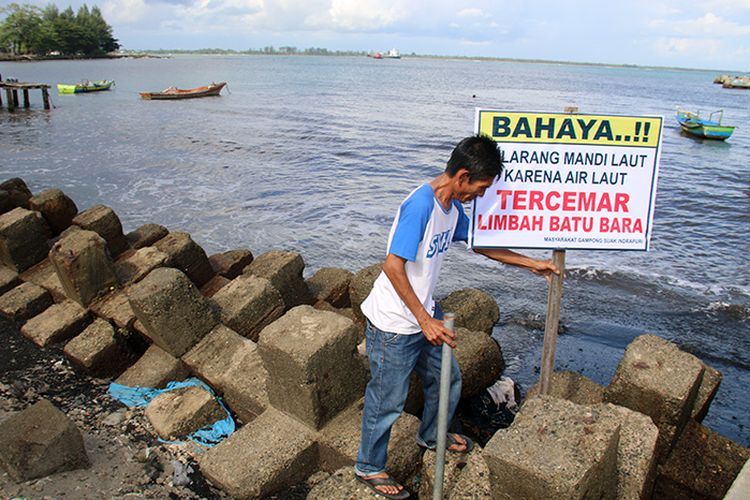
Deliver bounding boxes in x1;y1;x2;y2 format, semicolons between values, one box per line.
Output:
452;200;469;242
388;188;433;262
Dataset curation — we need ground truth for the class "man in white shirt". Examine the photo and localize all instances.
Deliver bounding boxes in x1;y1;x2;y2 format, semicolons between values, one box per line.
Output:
354;135;558;499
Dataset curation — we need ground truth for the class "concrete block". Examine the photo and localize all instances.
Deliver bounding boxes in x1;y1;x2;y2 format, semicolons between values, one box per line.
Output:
211;274;285;341
596;403;659;499
0;177;32;209
316;398;422;482
420;447;491;499
0;399;89;482
307;467;390;499
692;363;722;422
154;231;214;287
28;188;78;234
49;229;118;307
258;305;367;429
72;204;129;257
114;246;168;285
605;334;705;458
200;274;230;298
527;370;606;405
182;324;269;423
306;267;354;308
209;248;254;279
64;318;130;376
115;344;189;388
90;289;137;329
725;458;750;500
125;223;169;250
454;327;504;398
127;267;218;357
0;207;51;272
439;287;500;334
349;263;381;327
0;282;53;321
484;396;620;500
19;258;67;301
244;250;313;310
199;408;318;499
654;420;750;500
21;300;90;347
0;265;21;295
144;386;225;440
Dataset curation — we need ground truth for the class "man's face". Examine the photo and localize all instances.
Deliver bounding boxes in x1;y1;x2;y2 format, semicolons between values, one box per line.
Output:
457;173;494;203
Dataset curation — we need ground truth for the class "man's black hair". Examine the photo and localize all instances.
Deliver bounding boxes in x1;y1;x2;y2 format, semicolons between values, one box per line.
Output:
445;135;503;181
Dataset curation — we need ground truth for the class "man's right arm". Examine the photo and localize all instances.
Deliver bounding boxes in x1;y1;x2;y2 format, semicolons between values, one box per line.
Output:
382;253;456;347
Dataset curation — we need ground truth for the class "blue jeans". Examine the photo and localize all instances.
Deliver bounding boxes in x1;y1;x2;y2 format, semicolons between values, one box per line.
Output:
354;313;462;476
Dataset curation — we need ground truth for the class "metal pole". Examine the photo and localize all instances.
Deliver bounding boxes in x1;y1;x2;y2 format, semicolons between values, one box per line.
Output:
433;312;455;500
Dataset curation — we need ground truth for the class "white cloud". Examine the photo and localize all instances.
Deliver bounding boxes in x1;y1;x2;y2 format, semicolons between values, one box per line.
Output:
654;36;722;55
457;8;483;17
651;12;750;36
103;0;149;23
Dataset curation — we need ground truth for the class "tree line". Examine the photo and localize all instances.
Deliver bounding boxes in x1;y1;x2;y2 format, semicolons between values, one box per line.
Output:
0;3;119;56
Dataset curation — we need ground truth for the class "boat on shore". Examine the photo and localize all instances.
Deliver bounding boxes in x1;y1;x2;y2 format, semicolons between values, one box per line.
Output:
57;80;114;93
676;108;735;141
139;82;226;100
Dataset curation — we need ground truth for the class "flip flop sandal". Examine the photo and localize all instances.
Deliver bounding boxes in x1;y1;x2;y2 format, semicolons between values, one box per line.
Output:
419;433;474;454
355;473;410;499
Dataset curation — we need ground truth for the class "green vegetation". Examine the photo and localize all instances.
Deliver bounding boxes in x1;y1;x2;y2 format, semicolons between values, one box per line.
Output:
0;2;119;56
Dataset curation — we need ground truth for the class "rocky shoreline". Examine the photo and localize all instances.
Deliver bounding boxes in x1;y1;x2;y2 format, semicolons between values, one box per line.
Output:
0;176;748;499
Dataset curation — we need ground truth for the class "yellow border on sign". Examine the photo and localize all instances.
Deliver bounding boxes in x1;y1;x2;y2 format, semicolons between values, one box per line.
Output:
477;110;662;147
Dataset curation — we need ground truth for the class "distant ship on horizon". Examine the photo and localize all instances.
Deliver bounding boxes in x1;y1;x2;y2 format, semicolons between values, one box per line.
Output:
367;48;401;59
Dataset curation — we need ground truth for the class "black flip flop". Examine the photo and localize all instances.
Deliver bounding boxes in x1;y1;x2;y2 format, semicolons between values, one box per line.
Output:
355;473;410;499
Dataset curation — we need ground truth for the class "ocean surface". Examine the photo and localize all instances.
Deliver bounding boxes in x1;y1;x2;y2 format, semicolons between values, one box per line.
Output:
1;55;748;447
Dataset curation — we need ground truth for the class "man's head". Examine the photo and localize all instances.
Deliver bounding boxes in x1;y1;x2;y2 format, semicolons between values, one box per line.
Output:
445;135;503;202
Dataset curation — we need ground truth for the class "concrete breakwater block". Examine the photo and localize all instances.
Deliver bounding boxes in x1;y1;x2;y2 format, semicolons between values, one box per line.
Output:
128;267;218;357
307;467;390;499
200;408;317;499
200;274;230;298
28;188;78;234
72;204;129;257
454;327;504;398
306;267;354;308
0;265;21;295
0;399;90;482
154;231;214;287
19;258;67;302
692;362;722;422
64;318;130;376
116;344;189;389
0;177;33;211
348;263;381;326
258;305;367;430
244;250;313;310
125;223;169;250
605;334;705;459
182;324;269;423
526;370;606;405
209;248;254;279
114;246;169;285
49;229;118;307
316;399;422;482
90;289;137;329
484;396;620;500
0;207;51;272
21;300;90;347
0;281;53;321
144;385;225;441
439;287;500;334
211;274;285;342
419;447;492;499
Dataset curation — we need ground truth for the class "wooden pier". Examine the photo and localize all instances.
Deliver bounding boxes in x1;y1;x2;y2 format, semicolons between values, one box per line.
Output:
0;81;51;110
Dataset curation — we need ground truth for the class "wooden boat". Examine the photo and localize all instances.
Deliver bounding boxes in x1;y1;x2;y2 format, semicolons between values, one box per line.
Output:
676;109;735;141
57;80;114;94
139;82;226;100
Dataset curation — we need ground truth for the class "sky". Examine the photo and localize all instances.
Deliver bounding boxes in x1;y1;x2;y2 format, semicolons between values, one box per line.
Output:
3;0;750;70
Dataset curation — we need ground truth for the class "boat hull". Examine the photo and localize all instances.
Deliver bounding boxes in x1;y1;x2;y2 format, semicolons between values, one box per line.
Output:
57;80;114;93
140;82;226;100
676;110;735;141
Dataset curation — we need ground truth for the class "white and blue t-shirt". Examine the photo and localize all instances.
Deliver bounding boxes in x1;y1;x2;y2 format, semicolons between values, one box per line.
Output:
361;184;470;334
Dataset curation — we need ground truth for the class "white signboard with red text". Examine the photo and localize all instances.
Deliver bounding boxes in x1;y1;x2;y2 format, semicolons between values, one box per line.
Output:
469;109;663;251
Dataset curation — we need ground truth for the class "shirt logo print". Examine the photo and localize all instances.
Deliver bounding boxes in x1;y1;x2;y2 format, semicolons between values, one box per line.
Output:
426;230;452;258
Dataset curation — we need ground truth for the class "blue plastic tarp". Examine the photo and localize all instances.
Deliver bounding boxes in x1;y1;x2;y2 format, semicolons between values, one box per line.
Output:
108;377;235;448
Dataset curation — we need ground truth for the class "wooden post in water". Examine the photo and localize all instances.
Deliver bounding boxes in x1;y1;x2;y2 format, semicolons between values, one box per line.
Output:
12;89;19;108
538;105;576;395
6;88;15;111
23;89;30;108
42;87;50;110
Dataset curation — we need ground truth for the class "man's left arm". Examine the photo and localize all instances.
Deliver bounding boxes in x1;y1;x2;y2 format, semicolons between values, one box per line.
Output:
473;248;559;279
